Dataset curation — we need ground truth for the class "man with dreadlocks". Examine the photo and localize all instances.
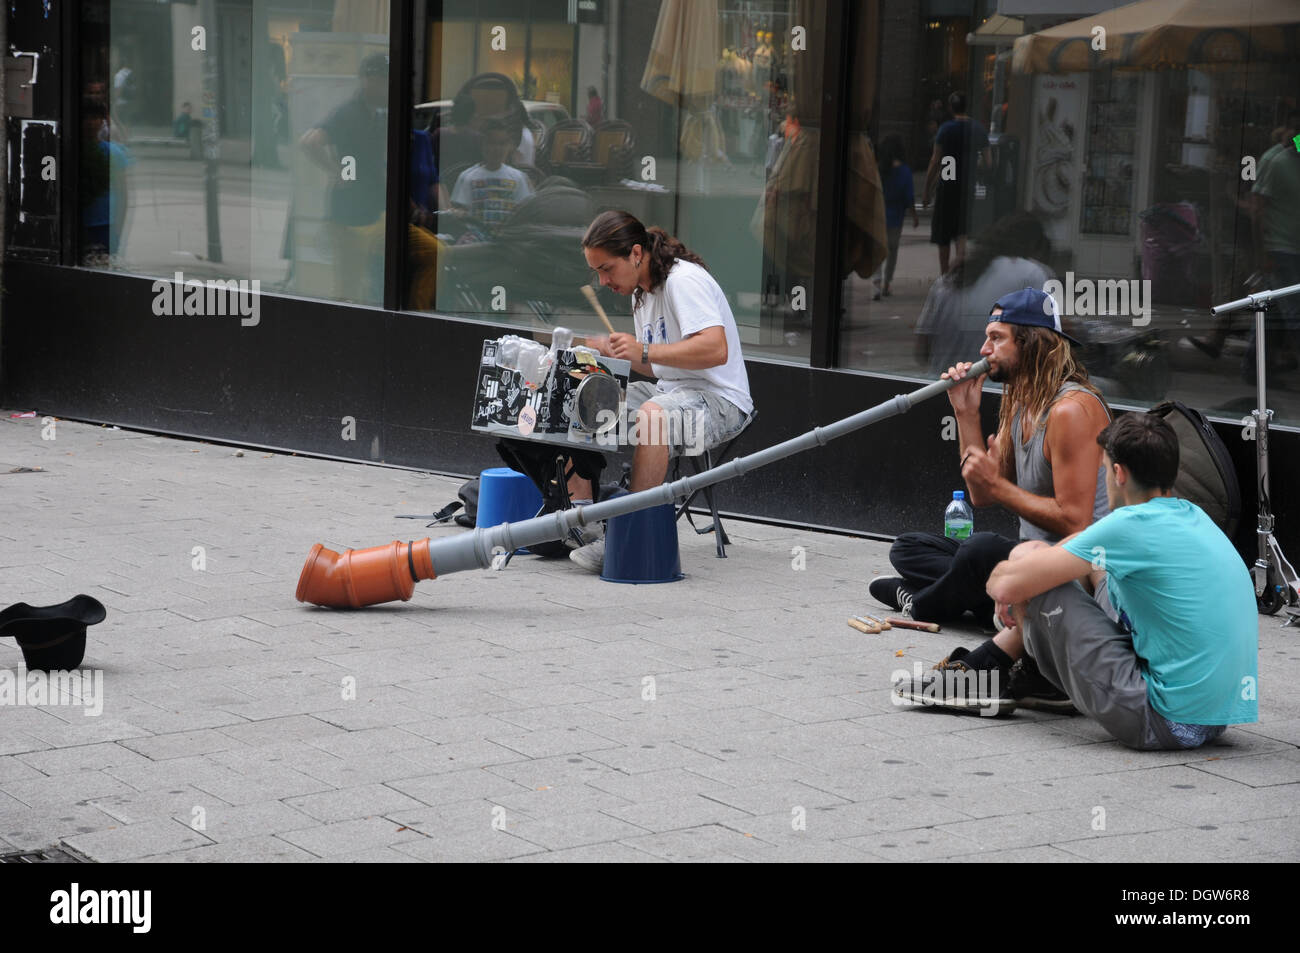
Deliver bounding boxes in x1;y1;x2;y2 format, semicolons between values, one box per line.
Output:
873;287;1112;710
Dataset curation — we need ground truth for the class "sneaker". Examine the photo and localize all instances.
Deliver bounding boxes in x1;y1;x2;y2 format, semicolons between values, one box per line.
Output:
869;576;915;616
1007;657;1077;714
892;647;1016;717
569;536;605;574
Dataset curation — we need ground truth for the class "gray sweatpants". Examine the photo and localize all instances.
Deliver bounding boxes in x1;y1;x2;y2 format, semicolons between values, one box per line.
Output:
1021;581;1222;751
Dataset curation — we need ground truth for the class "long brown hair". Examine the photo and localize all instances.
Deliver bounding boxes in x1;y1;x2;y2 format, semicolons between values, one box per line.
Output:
996;325;1108;474
581;210;706;306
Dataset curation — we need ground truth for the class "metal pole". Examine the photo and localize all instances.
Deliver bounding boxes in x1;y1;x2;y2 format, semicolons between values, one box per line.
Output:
1210;282;1300;316
1211;285;1300;604
1254;306;1273;595
423;358;991;578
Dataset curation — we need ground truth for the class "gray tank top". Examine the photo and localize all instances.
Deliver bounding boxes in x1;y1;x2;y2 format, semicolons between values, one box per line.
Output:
1012;382;1110;543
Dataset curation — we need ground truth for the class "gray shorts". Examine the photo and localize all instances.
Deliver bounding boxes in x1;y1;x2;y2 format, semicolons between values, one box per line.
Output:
624;381;750;458
1021;581;1226;751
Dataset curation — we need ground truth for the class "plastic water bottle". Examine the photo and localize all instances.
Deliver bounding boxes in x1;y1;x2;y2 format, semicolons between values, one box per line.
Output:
944;490;974;540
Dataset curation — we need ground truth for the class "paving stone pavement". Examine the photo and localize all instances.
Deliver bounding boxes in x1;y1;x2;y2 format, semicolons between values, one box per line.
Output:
1;414;1297;863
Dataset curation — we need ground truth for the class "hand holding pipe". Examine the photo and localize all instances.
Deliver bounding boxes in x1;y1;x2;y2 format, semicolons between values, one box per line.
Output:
297;358;991;608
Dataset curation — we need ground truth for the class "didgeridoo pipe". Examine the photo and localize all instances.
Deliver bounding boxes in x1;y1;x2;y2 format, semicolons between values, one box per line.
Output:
296;359;990;608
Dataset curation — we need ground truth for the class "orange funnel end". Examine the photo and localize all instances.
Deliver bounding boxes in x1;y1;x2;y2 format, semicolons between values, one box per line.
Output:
296;539;436;608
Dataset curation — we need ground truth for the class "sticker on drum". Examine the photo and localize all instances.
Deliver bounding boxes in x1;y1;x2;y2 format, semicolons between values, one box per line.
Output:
518;404;537;436
575;373;622;433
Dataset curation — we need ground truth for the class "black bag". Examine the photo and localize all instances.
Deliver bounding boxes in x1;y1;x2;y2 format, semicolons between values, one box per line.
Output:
1150;401;1241;537
492;440;609;558
454;478;478;528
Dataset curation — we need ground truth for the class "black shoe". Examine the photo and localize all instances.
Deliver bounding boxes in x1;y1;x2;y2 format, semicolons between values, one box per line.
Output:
1007;657;1078;714
869;576;915;616
892;647;1016;717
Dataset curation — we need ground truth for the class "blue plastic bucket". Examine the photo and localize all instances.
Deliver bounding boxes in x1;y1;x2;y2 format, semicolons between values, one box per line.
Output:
600;502;684;584
476;467;543;553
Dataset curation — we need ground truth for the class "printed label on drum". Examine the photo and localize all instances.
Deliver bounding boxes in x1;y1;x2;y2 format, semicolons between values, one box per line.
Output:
518;404;537;436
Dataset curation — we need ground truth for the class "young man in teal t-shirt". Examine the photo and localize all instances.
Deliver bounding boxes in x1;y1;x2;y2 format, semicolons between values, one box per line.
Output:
897;411;1258;749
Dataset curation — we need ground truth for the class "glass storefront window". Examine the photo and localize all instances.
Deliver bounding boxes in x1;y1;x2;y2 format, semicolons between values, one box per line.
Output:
411;0;829;365
71;0;1300;430
839;1;1300;428
79;0;391;307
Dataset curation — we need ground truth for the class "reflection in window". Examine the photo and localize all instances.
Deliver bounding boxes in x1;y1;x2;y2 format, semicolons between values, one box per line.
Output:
839;1;1300;427
411;1;828;366
78;1;391;308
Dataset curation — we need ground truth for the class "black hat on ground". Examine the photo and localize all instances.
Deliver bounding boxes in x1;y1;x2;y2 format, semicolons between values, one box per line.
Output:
0;595;106;671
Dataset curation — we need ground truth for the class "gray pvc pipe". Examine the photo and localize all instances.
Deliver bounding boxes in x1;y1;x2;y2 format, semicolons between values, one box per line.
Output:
427;358;991;577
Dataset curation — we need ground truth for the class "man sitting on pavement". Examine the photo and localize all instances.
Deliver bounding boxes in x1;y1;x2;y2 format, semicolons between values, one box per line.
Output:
895;412;1259;747
871;288;1112;645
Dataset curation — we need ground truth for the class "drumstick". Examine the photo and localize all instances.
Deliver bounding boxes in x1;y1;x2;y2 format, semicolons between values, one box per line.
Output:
581;285;617;334
886;617;941;633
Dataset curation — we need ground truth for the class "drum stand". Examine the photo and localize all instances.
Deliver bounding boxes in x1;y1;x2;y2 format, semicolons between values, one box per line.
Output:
1211;282;1300;622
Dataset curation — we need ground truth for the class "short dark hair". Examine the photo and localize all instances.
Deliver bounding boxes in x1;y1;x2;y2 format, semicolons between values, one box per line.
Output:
948;91;967;115
1096;412;1179;491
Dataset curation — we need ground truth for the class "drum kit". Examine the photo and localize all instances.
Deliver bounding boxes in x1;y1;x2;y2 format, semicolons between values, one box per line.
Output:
469;334;629;449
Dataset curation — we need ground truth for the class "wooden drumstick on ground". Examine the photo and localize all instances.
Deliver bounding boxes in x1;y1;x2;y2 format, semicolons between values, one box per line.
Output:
580;285;616;334
887;617;941;632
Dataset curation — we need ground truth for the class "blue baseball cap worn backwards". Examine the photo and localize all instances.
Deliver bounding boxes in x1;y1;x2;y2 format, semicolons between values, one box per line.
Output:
988;287;1080;345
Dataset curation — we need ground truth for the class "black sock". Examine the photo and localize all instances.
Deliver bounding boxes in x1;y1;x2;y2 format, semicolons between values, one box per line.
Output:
962;640;1014;675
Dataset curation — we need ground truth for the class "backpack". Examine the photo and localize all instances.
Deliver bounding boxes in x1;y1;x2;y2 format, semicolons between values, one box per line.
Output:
1149;401;1241;537
454;478;478;528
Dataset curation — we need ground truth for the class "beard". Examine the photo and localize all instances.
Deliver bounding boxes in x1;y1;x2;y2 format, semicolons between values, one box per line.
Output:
987;362;1012;383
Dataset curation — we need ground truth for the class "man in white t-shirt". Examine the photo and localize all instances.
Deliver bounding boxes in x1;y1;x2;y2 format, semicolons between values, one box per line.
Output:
570;211;754;572
450;119;533;227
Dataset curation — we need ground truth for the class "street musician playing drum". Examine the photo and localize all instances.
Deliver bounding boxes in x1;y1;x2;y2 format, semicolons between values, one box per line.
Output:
567;210;754;574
